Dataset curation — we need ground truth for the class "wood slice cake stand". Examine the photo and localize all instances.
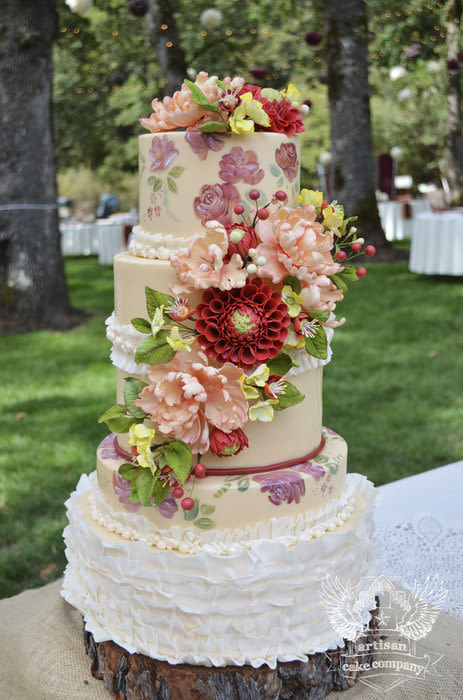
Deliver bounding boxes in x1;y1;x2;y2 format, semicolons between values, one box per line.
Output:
84;606;379;700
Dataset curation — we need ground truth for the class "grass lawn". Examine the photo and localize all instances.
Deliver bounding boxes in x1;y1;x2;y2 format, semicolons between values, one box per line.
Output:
1;252;462;598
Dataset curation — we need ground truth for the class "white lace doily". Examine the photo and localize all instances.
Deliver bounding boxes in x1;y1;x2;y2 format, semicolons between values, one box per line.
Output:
376;514;463;619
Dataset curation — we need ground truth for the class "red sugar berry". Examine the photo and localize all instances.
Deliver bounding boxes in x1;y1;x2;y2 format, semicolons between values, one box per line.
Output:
351;241;362;252
249;189;260;201
275;190;287;201
336;250;347;262
257;208;269;220
130;446;139;456
356;266;367;278
161;466;172;474
365;245;376;257
173;487;184;499
194;463;207;479
181;497;195;511
234;204;245;215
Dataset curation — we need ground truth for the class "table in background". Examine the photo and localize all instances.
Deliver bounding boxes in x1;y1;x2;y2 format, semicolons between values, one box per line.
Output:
60;215;137;264
409;210;463;275
378;198;431;241
60;221;99;256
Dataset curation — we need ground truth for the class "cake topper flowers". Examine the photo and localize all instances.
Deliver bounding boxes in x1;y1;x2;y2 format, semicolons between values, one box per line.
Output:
100;186;375;509
140;72;308;136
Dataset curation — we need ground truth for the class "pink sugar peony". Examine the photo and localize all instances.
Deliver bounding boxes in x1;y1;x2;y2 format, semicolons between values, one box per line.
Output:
170;221;247;294
256;204;341;285
193;182;241;226
140;73;245;133
134;349;248;454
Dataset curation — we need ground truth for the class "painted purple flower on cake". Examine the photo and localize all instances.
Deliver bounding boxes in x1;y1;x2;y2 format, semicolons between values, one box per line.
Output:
149;135;179;172
193;182;241;226
275;142;299;183
219;147;264;185
99;434;119;460
293;462;326;480
253;471;305;505
112;472;140;513
185;129;226;161
155;491;178;518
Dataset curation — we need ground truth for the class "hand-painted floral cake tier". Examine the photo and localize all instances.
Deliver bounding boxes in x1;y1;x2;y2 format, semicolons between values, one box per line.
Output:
95;428;349;554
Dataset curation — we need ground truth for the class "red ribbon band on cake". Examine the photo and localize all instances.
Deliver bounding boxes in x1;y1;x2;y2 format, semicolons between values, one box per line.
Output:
113;433;326;476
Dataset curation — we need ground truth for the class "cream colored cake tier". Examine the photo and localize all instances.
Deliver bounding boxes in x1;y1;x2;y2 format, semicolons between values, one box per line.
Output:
95;427;347;554
61;470;378;668
109;252;334;467
136;131;301;250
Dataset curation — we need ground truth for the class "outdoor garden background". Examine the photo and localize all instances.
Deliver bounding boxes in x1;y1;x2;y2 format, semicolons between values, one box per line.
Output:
0;0;462;599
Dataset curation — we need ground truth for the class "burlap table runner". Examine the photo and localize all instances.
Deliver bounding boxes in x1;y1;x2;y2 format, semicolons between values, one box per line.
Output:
1;579;462;699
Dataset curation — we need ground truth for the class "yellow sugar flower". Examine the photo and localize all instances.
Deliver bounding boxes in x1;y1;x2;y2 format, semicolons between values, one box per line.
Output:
297;189;323;208
282;83;302;107
229;92;270;134
239;373;261;400
249;400;276;423
128;424;157;474
322;204;344;234
281;285;302;318
283;327;305;350
166;326;195;352
246;363;270;387
151;306;165;337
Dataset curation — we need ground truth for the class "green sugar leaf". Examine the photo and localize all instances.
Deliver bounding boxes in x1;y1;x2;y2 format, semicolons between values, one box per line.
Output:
134;332;175;365
118;464;139;482
165;440;192;485
196;120;228;133
274;381;305;411
145;287;175;320
124;377;148;419
267;352;296;377
304;323;328;360
282;275;301;294
136;469;156;507
131;317;152;333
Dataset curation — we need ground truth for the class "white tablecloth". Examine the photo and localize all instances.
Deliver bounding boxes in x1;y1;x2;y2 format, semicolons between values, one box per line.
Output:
96;222;127;264
60;222;99;256
409;210;463;275
378;199;431;241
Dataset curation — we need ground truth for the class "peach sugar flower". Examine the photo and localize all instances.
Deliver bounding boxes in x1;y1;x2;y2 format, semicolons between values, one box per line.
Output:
134;349;248;454
140;73;245;132
256;204;344;314
170;220;247;294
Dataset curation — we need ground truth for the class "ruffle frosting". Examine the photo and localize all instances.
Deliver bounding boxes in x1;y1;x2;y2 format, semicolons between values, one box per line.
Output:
129;225;197;260
61;473;379;668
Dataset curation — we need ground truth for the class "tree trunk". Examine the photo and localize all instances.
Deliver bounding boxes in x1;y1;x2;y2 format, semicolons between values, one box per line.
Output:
445;0;463;202
145;0;188;96
323;0;388;251
0;0;73;331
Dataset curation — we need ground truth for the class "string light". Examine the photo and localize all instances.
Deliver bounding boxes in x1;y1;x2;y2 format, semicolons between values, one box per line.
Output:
60;27;67;33
161;24;168;30
225;30;232;36
165;41;173;47
73;28;80;34
112;31;118;36
250;28;257;34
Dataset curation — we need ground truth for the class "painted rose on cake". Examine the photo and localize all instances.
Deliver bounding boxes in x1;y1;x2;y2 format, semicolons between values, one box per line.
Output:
194;182;241;226
219;147;264;185
275;142;299;183
149;135;178;172
112;472;140;512
185;129;226;161
253;471;305;505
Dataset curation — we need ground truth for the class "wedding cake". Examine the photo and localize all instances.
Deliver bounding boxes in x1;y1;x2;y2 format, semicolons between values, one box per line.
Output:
61;73;378;677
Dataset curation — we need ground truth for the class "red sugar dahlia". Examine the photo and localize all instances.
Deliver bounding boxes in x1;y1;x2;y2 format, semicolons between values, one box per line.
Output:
209;427;249;457
195;278;290;368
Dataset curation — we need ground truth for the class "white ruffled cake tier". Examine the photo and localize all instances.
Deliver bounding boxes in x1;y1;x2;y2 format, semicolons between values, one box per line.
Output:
61;472;378;669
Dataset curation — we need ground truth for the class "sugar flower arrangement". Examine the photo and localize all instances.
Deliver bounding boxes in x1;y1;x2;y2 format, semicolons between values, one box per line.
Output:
100;186;375;510
140;71;307;136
